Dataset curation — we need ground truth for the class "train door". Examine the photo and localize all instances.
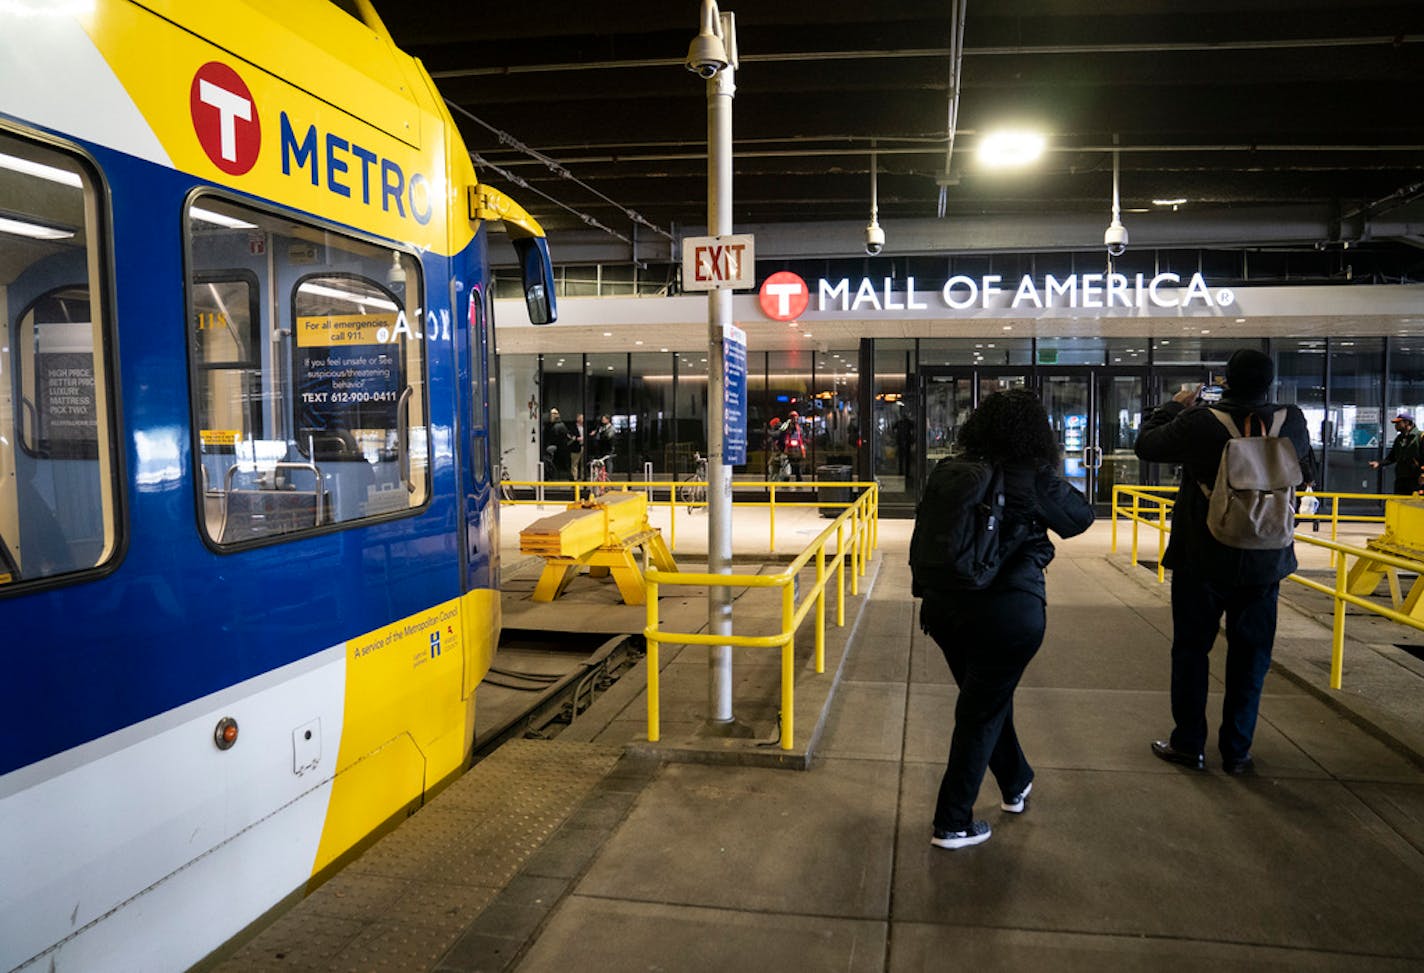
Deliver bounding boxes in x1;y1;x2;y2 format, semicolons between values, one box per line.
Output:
1039;368;1147;503
458;280;495;590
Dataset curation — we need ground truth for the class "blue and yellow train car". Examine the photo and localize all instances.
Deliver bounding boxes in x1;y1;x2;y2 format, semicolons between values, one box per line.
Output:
0;1;554;968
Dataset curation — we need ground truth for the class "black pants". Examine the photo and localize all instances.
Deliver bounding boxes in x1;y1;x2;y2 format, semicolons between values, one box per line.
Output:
1168;572;1279;761
921;591;1045;832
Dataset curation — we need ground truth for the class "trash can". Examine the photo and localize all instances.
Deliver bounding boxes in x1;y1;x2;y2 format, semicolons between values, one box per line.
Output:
815;464;853;518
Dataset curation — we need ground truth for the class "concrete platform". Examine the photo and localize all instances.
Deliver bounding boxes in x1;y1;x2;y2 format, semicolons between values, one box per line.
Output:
211;511;1424;972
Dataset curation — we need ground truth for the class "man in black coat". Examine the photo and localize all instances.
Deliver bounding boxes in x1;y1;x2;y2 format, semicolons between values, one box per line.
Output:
1369;412;1422;496
1133;349;1315;775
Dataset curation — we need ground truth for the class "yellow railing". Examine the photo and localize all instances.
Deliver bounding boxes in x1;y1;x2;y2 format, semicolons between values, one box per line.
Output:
1109;485;1423;689
637;482;880;751
501;478;875;554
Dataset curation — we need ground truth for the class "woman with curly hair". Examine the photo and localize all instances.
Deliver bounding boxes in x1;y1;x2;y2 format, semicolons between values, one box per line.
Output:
918;388;1095;849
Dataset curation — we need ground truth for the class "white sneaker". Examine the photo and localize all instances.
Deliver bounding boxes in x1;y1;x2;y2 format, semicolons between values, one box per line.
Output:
1001;780;1032;814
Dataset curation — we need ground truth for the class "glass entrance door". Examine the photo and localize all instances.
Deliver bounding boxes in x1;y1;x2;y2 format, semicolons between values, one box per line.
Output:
916;368;1027;495
916;369;972;492
1039;369;1146;504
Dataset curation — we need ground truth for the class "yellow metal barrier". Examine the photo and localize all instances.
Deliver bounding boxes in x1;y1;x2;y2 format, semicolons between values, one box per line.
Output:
641;483;880;750
1110;486;1424;689
502;477;872;555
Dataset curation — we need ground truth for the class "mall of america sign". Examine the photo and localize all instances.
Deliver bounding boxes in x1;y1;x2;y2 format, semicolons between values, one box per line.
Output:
759;271;1236;320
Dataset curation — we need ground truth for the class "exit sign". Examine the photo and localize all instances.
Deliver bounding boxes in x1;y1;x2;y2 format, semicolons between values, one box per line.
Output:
682;234;755;291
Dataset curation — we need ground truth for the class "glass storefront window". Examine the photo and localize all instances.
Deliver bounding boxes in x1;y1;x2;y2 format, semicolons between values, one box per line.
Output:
1036;336;1106;366
1388;342;1424;433
1151;336;1263;365
920;337;1032;366
582;352;627;480
631;352;675;478
1325;338;1385;496
873;340;914;492
672;351;708;476
813;348;859;469
1275;339;1327;474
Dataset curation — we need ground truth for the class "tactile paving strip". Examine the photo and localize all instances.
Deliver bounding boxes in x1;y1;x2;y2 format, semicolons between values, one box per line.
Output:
212;739;624;972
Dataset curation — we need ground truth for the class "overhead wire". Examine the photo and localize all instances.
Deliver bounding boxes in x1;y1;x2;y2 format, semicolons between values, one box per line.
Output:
447;99;675;244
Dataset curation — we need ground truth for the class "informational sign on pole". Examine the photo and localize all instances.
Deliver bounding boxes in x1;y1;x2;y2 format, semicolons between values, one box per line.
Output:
722;323;747;465
681;234;755;291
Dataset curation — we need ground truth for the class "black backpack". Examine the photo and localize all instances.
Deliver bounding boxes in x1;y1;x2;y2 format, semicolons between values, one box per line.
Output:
909;459;1010;596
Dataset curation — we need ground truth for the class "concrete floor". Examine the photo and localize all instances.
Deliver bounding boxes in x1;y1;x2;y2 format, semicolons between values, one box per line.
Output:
216;503;1424;972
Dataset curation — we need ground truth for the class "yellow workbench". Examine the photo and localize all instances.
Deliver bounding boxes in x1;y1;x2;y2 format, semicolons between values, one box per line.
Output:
519;491;677;605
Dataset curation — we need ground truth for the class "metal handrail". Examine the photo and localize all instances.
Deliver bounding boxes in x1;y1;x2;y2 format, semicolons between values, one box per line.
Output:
641;483;879;750
1109;485;1424;689
498;477;878;554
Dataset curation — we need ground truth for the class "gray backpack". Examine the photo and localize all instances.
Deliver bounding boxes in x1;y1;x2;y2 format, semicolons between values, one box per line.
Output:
1198;408;1301;550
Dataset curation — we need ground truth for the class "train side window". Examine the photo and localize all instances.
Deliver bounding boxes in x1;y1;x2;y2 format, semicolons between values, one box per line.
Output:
0;131;119;590
185;196;429;547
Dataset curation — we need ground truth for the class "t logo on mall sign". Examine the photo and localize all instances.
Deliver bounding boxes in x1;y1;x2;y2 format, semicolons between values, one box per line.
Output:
190;62;261;176
759;271;810;321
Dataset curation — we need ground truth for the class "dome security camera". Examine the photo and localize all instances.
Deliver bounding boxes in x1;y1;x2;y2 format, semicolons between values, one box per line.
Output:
685;3;730;79
865;221;885;256
685;36;727;78
1104;219;1129;258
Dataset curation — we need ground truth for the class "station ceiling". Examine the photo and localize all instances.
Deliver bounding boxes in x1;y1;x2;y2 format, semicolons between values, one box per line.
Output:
381;1;1424;268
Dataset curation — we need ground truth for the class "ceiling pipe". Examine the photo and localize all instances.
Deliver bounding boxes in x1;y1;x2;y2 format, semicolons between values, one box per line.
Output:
937;0;967;218
432;35;1424;78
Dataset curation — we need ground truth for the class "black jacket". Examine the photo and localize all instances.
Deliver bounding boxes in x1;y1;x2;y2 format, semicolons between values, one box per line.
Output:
929;463;1096;605
1379;427;1422;493
1134;394;1316;584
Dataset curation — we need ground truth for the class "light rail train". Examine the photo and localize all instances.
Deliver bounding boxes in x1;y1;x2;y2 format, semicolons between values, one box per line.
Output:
0;1;554;969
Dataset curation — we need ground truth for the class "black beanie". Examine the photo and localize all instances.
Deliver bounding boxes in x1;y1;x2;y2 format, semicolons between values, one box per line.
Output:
1225;349;1274;398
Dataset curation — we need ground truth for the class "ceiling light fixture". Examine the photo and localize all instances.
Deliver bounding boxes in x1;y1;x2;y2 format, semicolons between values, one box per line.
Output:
191;206;258;230
0;214;74;240
0;151;82;187
976;130;1046;169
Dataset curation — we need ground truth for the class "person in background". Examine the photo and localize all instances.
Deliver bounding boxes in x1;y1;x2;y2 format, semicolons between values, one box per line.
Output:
778;410;808;480
917;389;1095;850
1133;349;1315;776
1369;412;1421;496
593;415;615;464
571;413;586;479
542;408;575;480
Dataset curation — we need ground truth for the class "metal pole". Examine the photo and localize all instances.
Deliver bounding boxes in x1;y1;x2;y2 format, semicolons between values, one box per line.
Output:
706;17;736;726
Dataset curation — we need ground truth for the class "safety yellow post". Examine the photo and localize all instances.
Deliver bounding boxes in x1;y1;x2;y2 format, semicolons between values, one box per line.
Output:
769;484;777;553
781;579;795;750
836;520;846;627
1105;484;1116;552
1330;552;1347;690
646;575;661;742
1131;492;1141;567
851;506;861;596
1156;500;1167;583
668;486;677;552
860;502;869;577
1330;495;1341;569
815;545;826;671
870;487;879;551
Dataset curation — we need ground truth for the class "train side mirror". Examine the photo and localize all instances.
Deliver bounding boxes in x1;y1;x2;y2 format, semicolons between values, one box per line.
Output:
513;236;557;325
